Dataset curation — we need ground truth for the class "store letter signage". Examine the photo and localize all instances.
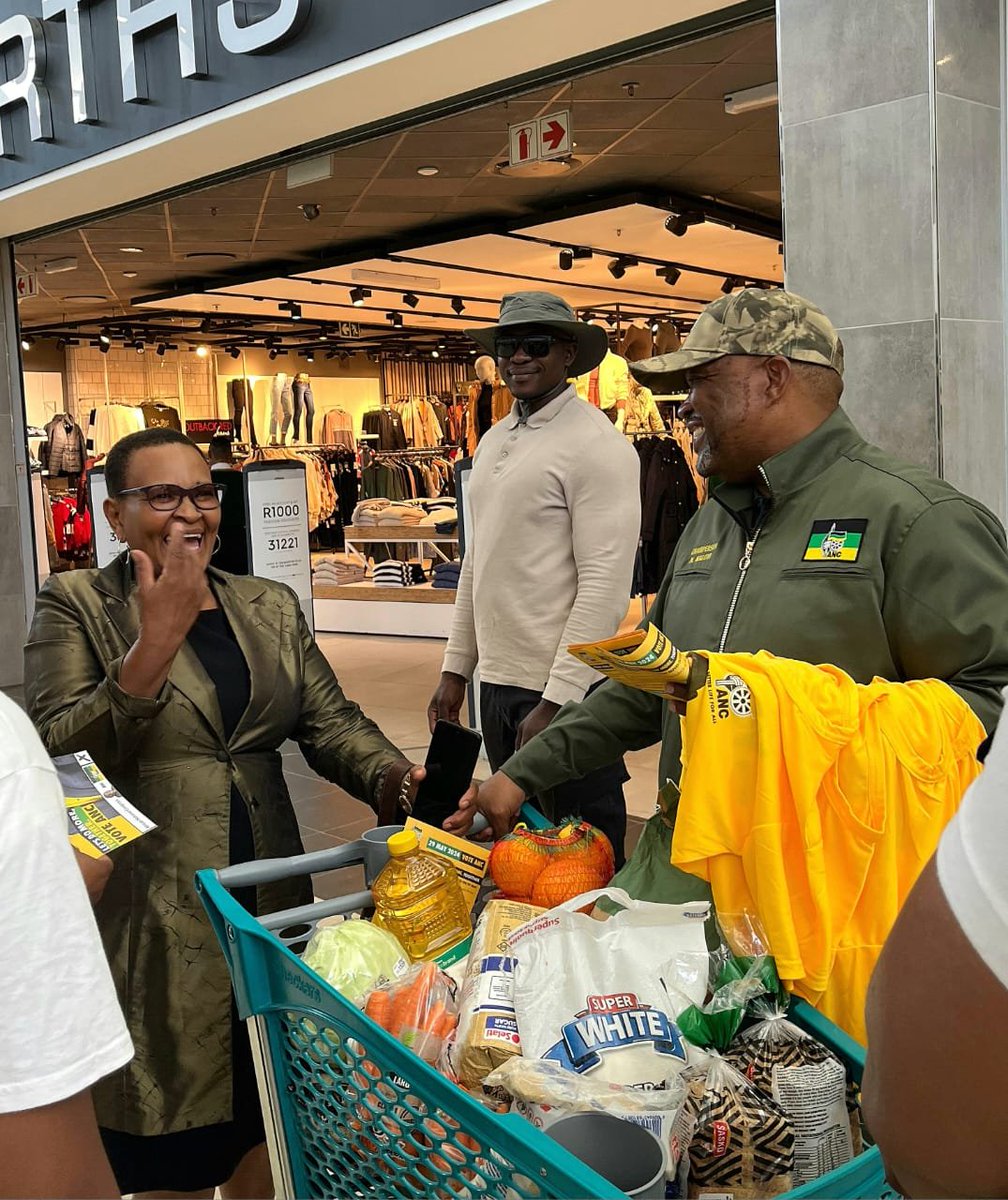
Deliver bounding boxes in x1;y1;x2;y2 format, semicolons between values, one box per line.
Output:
117;0;208;104
217;0;310;54
0;0;313;155
0;14;52;155
41;1;98;124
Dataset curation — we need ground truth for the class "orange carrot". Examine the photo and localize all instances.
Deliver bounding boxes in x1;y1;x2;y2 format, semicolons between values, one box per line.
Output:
365;988;391;1030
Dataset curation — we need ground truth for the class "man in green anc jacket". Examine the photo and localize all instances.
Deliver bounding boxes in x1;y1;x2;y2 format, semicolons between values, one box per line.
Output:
445;288;1008;904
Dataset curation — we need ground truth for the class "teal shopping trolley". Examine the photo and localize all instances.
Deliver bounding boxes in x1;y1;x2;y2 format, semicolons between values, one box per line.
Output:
196;809;888;1200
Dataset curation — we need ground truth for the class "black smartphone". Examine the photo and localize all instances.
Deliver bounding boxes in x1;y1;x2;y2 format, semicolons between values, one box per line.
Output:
409;720;483;827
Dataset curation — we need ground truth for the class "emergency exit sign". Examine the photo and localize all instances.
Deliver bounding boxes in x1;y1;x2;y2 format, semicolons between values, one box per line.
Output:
508;110;572;167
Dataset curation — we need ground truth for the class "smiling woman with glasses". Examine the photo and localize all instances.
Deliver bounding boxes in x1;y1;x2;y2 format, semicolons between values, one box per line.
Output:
23;427;426;1199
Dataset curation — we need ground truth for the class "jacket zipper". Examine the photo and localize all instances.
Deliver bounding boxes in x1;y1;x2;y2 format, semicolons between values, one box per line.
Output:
717;466;771;652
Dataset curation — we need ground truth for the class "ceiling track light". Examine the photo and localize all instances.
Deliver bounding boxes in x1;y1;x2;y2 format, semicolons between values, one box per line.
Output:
268;348;278;360
229;347;241;359
387;311;403;328
656;265;682;286
664;211;705;237
156;343;167;356
402;292;419;309
558;248;574;271
721;276;742;294
607;256;639;280
305;351;315;363
349;286;371;307
99;340;111;354
98;332;111;346
135;341;145;354
450;296;465;315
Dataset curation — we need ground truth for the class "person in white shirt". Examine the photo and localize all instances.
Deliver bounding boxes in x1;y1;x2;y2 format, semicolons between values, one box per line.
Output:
864;696;1008;1198
0;691;133;1199
428;292;641;863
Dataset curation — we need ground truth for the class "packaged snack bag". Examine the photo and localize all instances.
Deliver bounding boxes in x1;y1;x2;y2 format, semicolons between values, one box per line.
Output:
683;1055;796;1199
726;1005;855;1185
508;888;710;1088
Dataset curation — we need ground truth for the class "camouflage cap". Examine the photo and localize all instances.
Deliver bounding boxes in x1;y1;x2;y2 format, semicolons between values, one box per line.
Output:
629;288;845;393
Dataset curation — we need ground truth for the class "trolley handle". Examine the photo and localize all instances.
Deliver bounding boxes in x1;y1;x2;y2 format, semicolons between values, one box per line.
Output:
215;813;492;893
217;842;372;891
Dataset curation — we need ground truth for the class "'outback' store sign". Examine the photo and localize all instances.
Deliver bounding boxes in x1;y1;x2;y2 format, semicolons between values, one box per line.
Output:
0;0;503;185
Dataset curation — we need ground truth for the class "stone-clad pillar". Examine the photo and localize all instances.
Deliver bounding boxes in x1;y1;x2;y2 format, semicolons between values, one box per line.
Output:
778;0;1006;519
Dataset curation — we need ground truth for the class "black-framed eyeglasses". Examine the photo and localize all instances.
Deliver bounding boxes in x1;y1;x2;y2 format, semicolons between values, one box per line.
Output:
494;334;572;360
115;483;226;512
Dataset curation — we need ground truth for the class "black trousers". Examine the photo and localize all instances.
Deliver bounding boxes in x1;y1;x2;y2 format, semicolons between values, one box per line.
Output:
480;681;629;869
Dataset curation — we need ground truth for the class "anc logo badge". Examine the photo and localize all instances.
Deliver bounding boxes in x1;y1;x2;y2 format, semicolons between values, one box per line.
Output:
803;519;868;563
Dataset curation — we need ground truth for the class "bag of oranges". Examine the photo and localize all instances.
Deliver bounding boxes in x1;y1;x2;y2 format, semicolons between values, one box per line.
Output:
488;819;615;907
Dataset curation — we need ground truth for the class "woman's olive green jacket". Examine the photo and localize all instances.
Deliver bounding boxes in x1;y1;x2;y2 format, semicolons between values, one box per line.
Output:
24;554;406;1136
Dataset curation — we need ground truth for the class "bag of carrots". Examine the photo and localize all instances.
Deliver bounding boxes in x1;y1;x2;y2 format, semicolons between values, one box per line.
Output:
362;961;460;1064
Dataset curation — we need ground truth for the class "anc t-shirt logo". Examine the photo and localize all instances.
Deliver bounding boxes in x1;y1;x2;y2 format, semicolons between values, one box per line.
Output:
803;519;868;562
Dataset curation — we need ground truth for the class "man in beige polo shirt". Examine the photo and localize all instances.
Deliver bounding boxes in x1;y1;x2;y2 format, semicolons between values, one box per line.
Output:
427;292;641;863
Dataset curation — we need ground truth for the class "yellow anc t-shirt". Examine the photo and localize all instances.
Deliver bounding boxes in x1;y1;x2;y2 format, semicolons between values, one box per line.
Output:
670;651;985;1043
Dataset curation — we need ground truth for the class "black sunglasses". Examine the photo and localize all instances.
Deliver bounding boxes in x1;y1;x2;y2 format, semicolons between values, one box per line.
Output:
115;482;226;512
494;334;572;360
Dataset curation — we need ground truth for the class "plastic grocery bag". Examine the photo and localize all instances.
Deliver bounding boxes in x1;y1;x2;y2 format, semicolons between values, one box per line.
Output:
361;961;459;1064
508;887;710;1088
676;917;786;1051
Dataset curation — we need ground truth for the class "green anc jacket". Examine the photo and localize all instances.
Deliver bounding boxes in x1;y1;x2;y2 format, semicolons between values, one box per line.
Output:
503;406;1008;903
24;556;406;1136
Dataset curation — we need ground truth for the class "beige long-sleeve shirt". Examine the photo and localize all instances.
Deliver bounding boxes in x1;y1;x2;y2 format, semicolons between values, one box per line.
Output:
443;385;641;706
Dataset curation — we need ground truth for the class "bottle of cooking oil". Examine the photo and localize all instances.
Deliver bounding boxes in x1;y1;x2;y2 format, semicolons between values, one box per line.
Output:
371;830;472;965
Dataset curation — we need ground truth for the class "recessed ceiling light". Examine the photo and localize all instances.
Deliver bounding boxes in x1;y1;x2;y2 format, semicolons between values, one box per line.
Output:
417;165;439;176
494;157;575;178
123;270;138;279
183;251;238;261
120;246;144;254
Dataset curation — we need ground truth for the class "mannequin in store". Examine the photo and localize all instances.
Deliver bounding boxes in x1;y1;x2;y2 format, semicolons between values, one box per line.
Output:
465;356;513;455
573;321;630;433
229;376;257;447
270;371;293;445
654;321;682;356
623;376;666;434
293;371;315;443
620;321;653;363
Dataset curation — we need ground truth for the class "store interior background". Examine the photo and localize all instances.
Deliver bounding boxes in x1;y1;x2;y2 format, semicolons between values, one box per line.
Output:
14;17;782;878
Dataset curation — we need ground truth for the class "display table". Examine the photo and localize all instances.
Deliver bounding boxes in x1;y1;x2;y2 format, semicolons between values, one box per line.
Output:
313;580;456;637
341;524;458;565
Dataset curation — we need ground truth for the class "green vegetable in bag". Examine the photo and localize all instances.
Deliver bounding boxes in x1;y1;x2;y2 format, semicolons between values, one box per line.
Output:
302;918;410;1005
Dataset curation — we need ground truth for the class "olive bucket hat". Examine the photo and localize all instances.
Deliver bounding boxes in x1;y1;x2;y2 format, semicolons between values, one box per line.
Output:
466;291;609;376
629;288;845;393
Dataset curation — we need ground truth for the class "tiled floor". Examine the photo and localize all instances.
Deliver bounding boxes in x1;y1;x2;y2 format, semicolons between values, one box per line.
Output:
288;633;662;899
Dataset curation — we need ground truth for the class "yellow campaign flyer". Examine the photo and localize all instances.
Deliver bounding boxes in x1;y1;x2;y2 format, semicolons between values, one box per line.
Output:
57;750;156;858
567;624;693;694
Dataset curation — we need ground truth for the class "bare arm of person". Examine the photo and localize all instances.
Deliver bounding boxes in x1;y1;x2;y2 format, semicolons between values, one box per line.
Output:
0;1091;119;1200
863;856;1008;1199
